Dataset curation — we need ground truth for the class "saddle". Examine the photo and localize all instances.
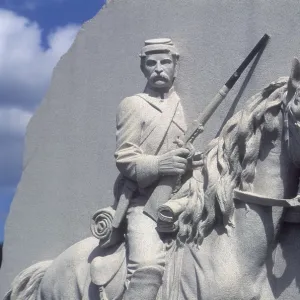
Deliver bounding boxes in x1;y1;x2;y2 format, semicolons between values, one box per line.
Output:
90;242;126;286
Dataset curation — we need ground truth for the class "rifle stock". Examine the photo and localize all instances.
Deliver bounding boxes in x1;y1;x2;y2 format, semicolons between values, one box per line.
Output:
144;176;177;222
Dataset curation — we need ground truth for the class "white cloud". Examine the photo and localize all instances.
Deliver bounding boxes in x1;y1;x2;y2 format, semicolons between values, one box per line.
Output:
48;24;80;61
0;108;32;136
0;9;80;187
0;9;80;105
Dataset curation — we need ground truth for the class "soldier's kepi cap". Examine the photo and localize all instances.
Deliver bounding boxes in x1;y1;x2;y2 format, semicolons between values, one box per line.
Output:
140;38;179;57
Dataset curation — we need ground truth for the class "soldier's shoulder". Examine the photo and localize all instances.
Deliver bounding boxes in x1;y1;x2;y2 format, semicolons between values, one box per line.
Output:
118;94;146;111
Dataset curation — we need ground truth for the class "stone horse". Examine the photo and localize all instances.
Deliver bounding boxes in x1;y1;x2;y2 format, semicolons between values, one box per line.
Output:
4;59;300;300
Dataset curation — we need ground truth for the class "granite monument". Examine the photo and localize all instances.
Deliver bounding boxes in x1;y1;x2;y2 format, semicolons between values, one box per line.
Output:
3;1;300;300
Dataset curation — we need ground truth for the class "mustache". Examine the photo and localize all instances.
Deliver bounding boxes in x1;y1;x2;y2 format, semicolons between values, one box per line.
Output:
150;73;169;81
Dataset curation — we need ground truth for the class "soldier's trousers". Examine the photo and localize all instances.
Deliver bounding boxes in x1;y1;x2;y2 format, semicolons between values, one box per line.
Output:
123;196;166;299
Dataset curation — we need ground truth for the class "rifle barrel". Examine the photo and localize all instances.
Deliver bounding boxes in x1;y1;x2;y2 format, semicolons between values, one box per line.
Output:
185;34;270;144
225;34;270;89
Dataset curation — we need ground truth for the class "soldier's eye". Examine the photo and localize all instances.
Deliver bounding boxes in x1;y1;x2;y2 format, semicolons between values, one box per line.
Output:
146;60;156;67
161;59;172;65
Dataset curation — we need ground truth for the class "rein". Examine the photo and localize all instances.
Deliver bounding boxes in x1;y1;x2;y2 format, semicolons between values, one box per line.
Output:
234;189;300;223
234;189;300;208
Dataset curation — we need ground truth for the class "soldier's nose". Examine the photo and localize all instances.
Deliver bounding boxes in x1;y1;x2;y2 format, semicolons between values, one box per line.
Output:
155;63;163;74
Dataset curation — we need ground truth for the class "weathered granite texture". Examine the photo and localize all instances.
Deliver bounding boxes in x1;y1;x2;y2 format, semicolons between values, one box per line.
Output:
2;0;300;296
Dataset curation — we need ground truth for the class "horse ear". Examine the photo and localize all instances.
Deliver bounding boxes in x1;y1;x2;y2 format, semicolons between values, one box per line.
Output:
287;57;300;102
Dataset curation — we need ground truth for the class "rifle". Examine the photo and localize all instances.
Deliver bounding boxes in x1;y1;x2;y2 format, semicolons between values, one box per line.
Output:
143;34;270;221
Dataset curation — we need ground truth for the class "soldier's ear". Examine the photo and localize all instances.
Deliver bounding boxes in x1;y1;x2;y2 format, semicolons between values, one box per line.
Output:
140;63;145;75
174;55;180;78
140;58;147;77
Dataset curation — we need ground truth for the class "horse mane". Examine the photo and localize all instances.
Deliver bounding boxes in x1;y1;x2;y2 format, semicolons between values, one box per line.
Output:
177;77;288;245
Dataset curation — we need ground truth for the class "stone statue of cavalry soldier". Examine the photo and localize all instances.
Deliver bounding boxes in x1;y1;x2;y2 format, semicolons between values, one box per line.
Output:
89;36;269;300
5;34;283;300
109;38;200;300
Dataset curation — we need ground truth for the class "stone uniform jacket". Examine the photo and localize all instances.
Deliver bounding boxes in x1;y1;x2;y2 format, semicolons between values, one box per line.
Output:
114;91;187;205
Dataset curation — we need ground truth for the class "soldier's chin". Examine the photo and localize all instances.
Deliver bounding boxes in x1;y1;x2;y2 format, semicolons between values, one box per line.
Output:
151;80;170;88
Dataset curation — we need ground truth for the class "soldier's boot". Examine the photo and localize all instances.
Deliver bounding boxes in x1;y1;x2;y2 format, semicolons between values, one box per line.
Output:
122;266;164;300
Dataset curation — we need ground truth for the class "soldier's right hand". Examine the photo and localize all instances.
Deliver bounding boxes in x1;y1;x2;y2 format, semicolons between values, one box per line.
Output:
157;148;190;176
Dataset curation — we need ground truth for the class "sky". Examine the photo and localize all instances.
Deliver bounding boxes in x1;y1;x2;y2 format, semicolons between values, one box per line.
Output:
0;0;105;243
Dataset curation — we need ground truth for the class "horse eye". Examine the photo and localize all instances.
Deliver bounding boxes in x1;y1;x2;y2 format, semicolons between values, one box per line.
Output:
294;98;299;105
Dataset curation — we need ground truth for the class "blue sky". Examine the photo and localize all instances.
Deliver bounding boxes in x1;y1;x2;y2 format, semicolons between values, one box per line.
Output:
0;0;105;243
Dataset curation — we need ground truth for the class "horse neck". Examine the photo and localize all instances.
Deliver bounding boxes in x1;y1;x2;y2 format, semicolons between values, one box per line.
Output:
252;113;299;199
230;112;300;276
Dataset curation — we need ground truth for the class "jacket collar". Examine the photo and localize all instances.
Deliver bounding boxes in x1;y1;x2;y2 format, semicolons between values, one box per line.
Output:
136;88;179;113
136;91;186;132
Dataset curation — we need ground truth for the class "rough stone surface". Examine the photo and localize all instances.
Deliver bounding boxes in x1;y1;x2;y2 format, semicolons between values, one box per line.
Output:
2;0;300;295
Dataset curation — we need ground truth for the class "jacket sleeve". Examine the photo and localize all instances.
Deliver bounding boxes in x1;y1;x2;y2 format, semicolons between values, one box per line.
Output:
114;97;159;188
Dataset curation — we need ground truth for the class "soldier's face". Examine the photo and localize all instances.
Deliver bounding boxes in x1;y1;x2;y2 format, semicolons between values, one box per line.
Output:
143;53;177;90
